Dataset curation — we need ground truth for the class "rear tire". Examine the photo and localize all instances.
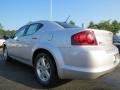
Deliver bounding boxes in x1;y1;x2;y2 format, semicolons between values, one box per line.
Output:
34;53;58;87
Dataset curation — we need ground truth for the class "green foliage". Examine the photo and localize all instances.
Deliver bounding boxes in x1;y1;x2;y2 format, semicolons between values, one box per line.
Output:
0;29;15;37
0;23;15;37
69;20;75;25
0;29;5;36
88;20;120;34
88;22;98;29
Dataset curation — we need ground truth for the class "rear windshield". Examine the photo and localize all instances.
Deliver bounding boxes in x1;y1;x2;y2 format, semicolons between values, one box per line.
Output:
56;22;79;28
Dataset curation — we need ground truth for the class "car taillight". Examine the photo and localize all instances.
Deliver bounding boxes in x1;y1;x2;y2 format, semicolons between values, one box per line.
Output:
71;31;97;45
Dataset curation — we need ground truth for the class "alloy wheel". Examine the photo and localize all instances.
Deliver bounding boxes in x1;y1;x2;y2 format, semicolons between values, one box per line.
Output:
36;56;51;82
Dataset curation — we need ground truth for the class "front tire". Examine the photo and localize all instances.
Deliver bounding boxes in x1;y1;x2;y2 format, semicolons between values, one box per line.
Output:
34;53;58;87
3;47;9;61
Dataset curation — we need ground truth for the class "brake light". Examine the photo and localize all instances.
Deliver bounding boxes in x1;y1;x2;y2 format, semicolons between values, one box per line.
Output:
71;31;97;45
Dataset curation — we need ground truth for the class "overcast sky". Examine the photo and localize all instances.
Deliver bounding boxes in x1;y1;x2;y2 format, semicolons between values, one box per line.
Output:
0;0;120;30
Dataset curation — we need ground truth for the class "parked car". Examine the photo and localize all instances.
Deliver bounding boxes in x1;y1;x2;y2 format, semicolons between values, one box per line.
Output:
3;21;120;86
113;35;120;43
0;36;5;47
113;34;120;52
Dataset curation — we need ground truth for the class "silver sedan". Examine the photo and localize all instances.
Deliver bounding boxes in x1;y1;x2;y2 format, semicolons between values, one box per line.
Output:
3;21;120;87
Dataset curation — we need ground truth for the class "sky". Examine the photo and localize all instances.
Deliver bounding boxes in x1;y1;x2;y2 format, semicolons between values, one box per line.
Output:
0;0;120;30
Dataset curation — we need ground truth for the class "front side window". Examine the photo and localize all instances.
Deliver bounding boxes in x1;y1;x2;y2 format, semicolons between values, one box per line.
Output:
14;26;27;38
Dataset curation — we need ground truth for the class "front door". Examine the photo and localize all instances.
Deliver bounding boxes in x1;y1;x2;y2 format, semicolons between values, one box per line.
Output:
7;25;28;58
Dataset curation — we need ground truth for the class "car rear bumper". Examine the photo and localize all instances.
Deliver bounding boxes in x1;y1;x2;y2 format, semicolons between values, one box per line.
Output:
58;46;120;79
61;61;119;79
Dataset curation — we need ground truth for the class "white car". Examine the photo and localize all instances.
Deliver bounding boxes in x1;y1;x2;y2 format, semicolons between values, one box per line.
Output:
0;37;5;47
3;21;120;86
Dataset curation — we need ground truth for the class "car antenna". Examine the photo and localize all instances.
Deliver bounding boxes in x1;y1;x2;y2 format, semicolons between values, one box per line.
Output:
64;16;70;23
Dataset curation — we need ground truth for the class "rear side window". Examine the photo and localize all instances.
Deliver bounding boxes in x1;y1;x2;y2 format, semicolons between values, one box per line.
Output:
26;23;43;35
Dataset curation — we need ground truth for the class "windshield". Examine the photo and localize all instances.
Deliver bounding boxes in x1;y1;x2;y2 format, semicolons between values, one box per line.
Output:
56;22;79;28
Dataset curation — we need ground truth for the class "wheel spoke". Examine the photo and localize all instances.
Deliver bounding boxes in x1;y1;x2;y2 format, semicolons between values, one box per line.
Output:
40;72;44;81
40;57;46;66
44;70;50;79
37;64;43;70
45;63;50;70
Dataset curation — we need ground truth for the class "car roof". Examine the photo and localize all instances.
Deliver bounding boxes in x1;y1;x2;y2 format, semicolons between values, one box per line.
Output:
25;20;55;25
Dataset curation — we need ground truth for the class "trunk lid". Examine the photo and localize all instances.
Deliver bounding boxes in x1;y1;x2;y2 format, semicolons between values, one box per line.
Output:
90;29;113;50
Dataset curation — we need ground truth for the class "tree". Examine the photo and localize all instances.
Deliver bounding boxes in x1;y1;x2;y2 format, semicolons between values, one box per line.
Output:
88;22;94;28
111;20;120;34
0;23;15;37
69;20;75;26
88;21;98;29
87;20;120;34
98;20;113;31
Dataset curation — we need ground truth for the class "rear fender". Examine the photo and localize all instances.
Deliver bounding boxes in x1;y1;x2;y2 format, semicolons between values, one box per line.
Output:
32;42;64;78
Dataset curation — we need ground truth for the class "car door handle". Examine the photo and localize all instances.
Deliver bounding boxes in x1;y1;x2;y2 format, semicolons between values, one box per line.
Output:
32;37;38;39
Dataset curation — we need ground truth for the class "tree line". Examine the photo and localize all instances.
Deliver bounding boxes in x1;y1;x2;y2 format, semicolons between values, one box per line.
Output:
0;23;15;37
88;20;120;34
70;20;120;34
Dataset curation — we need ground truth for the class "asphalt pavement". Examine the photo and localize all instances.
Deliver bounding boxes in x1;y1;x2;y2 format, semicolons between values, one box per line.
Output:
0;50;120;90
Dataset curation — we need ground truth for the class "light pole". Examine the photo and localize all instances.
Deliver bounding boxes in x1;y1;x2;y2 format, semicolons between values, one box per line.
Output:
50;0;53;20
